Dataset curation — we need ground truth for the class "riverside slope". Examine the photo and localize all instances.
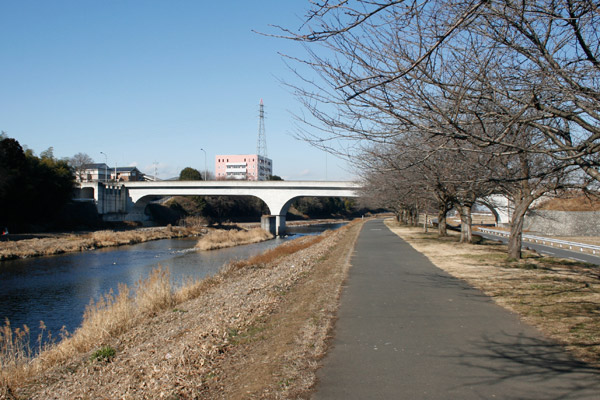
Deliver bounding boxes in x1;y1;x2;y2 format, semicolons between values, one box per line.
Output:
10;221;363;399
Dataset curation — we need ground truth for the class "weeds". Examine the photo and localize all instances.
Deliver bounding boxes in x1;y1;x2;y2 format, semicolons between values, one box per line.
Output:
90;346;116;363
0;319;32;370
226;324;266;346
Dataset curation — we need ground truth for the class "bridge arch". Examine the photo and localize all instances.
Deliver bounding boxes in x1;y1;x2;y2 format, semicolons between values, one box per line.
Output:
478;195;512;226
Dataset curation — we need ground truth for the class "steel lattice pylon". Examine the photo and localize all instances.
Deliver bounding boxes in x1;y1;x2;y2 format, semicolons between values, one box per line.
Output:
257;99;267;158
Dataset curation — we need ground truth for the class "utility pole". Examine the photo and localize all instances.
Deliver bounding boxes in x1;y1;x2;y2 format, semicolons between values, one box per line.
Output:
200;148;207;181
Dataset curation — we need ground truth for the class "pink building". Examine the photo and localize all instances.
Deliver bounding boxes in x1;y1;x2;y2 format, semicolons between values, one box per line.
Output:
215;154;273;181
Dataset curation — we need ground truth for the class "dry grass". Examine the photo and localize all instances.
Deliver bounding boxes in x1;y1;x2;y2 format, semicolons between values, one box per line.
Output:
2;220;363;399
535;193;600;211
0;226;206;260
385;219;600;367
228;234;324;270
0;267;179;392
195;227;273;251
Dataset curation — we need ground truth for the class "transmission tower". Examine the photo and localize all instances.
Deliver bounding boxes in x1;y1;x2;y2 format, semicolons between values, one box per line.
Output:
257;99;267;157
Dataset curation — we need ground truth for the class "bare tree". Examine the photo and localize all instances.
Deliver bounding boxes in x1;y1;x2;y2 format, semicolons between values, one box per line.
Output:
69;153;94;182
357;134;495;242
274;1;599;181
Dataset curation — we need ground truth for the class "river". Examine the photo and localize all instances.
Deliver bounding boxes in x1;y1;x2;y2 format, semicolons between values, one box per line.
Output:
0;223;344;345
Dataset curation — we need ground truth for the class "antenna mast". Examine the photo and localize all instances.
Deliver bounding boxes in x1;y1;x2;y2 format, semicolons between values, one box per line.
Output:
257;99;267;157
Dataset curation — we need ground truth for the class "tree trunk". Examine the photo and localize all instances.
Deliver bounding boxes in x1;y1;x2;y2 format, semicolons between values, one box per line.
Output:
507;196;534;260
459;204;473;243
412;205;419;226
437;203;449;236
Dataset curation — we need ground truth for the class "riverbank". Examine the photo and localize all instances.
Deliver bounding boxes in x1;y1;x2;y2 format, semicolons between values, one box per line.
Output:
2;219;363;399
0;219;353;261
0;225;208;261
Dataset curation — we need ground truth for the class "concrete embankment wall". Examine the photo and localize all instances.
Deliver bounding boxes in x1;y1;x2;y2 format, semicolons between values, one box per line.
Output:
524;210;600;236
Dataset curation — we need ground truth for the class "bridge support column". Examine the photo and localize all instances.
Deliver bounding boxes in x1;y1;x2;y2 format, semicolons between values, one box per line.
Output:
261;215;276;236
261;215;287;236
276;215;286;236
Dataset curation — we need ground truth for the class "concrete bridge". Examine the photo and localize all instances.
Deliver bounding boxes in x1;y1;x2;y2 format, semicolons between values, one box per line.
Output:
76;180;361;235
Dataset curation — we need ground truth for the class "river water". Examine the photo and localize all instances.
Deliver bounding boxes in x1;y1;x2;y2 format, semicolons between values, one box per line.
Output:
0;223;344;344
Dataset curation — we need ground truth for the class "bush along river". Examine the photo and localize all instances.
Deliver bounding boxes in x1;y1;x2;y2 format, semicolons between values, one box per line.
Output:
0;223;345;347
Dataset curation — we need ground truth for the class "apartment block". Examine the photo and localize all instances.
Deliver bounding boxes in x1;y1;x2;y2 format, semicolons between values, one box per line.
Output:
215;154;273;181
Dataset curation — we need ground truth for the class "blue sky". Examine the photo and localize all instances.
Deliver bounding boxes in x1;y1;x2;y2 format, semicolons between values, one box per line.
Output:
0;1;353;181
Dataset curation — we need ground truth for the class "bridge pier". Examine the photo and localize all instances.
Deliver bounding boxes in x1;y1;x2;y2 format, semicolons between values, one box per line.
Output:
261;215;286;236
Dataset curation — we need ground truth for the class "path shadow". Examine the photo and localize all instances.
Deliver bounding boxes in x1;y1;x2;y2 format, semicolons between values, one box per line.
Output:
453;331;600;399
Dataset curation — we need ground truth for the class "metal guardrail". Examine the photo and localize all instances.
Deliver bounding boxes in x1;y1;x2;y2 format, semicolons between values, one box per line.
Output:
478;228;600;255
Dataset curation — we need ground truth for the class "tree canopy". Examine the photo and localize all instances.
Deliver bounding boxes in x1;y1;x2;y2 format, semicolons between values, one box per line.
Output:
0;135;76;232
179;167;203;181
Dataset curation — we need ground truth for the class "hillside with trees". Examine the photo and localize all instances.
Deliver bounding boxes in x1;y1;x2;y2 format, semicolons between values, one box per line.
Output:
0;133;76;232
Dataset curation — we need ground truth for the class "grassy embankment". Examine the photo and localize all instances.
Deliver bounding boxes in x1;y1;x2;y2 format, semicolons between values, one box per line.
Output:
195;227;273;251
1;220;363;399
0;225;206;261
385;219;600;367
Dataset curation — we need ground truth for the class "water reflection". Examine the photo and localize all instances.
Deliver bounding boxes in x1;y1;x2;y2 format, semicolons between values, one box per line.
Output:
0;223;344;343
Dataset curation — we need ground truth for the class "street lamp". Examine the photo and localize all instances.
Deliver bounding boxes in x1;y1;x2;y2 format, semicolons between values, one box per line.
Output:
100;152;108;183
200;148;207;181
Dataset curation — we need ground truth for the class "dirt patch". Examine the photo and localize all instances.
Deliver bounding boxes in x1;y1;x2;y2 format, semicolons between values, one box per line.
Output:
7;220;363;399
385;219;600;367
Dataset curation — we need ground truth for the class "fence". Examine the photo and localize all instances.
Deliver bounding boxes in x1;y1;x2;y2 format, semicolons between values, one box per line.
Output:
478;228;600;255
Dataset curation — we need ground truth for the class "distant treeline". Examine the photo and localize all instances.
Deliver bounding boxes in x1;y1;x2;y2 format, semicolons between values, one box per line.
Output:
0;134;76;233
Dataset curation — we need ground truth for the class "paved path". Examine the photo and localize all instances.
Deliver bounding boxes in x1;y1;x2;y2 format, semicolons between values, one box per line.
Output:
313;219;600;399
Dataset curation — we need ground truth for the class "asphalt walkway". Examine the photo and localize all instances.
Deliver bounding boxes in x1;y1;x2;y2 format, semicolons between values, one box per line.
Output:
313;219;600;399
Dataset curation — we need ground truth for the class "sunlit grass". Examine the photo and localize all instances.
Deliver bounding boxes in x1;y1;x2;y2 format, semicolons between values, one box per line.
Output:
195;228;273;251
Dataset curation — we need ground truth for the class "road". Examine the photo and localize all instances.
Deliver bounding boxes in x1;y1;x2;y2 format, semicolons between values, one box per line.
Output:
313;219;600;399
477;231;600;265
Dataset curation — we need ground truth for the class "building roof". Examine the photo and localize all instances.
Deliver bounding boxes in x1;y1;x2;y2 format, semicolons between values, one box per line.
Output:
115;166;140;173
83;163;109;169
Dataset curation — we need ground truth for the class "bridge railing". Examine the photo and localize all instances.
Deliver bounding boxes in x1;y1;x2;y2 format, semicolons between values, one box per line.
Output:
478;228;600;255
